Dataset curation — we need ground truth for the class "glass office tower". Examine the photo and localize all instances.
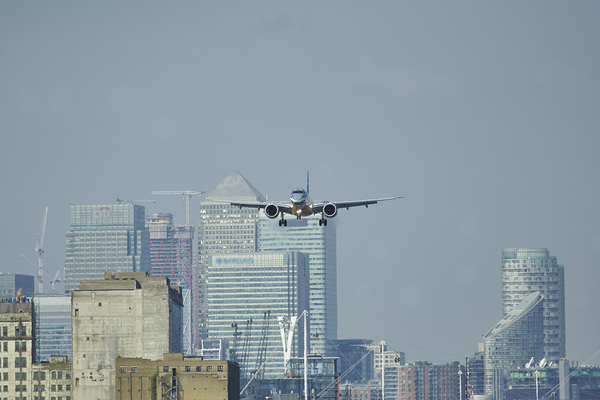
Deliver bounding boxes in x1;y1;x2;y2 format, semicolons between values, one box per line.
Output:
0;273;34;299
195;171;264;349
33;294;71;362
259;214;337;357
501;248;565;361
207;251;309;380
64;204;150;292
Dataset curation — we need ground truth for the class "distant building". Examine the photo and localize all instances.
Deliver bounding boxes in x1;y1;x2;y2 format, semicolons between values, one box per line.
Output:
384;361;460;400
115;353;240;400
467;348;484;396
0;299;35;400
0;273;34;299
32;355;73;400
334;339;375;383
501;248;565;361
368;340;405;379
71;272;183;400
259;213;337;357
196;171;264;348
64;204;150;292
146;213;194;355
344;380;381;400
207;252;310;381
33;294;71;362
483;291;545;398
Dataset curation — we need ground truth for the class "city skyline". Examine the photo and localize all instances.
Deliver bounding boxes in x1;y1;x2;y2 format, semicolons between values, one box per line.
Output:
2;2;599;366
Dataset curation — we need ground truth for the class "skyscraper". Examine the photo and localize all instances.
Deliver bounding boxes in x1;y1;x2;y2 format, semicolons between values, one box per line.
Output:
65;204;150;292
0;273;34;299
483;291;545;398
206;251;309;380
258;214;337;357
195;171;265;349
146;213;194;354
501;248;566;361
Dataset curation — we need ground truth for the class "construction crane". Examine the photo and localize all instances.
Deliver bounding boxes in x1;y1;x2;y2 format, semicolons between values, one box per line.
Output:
20;255;62;294
115;198;157;205
150;191;204;224
34;207;48;294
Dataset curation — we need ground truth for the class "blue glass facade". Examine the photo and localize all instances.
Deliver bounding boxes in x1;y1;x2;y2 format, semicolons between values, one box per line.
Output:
258;214;337;357
207;251;309;380
33;294;71;362
64;204;150;292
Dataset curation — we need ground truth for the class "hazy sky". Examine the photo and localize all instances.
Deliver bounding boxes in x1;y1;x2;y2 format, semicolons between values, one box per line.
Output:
1;2;599;365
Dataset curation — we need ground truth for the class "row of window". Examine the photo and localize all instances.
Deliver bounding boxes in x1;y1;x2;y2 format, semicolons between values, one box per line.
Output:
1;343;27;352
1;327;27;337
0;358;26;368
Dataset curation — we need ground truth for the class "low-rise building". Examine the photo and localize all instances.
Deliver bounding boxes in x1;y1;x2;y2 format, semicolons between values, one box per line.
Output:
115;353;239;400
32;355;72;400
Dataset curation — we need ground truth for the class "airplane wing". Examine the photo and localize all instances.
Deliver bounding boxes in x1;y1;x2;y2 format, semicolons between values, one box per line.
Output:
211;200;293;215
312;197;402;213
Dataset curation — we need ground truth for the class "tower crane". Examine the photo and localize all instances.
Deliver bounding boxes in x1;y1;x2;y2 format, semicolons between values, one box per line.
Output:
34;207;48;294
150;191;204;224
115;198;157;205
21;255;63;294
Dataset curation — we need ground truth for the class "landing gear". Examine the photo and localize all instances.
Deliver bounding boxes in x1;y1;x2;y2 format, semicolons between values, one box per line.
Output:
279;219;287;227
319;219;327;226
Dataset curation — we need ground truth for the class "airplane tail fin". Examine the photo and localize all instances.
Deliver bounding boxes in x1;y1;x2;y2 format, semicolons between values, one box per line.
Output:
307;171;309;194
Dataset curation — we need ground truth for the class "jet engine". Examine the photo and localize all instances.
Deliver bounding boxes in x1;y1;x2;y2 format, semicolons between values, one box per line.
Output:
265;204;280;219
323;203;337;218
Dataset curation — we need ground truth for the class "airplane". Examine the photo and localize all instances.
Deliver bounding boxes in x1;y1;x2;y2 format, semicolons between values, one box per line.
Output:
212;173;401;227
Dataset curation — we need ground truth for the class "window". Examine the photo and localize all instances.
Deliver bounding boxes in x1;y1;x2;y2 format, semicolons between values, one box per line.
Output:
206;366;212;372
130;367;137;373
51;372;56;380
184;366;190;372
65;372;70;379
163;366;169;372
57;372;62;379
2;343;6;352
41;372;46;380
74;310;78;317
195;366;201;372
15;358;26;368
57;385;62;391
1;327;5;337
51;385;56;392
21;342;26;352
119;366;126;373
33;372;38;380
217;365;224;371
2;358;6;368
65;385;70;391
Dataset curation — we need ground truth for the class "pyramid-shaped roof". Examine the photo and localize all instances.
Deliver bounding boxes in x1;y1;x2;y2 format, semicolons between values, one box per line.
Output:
207;171;265;202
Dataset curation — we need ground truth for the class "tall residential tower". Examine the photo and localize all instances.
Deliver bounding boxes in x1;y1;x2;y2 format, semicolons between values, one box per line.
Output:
501;248;565;361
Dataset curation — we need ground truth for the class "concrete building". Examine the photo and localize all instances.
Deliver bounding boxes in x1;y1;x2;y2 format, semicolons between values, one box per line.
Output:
31;355;73;400
259;213;337;357
71;272;183;400
115;353;240;400
483;291;545;399
196;171;265;349
0;273;34;300
147;213;193;355
33;294;71;362
64;204;150;292
0;299;35;400
207;252;310;381
501;248;566;361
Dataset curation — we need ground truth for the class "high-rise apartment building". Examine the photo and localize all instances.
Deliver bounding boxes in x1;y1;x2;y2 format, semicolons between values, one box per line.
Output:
483;291;545;398
195;171;265;349
501;248;565;361
33;294;71;362
64;204;150;292
206;252;309;380
0;273;34;299
0;300;35;400
258;214;337;357
71;272;183;399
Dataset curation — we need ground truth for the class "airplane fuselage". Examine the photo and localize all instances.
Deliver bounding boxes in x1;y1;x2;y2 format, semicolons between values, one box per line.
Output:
290;188;314;217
